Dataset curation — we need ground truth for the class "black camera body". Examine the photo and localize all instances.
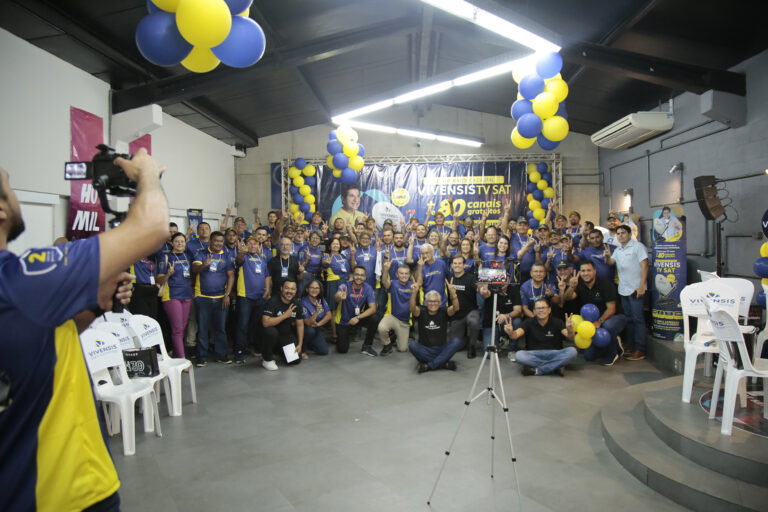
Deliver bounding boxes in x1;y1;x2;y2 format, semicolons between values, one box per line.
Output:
65;144;136;215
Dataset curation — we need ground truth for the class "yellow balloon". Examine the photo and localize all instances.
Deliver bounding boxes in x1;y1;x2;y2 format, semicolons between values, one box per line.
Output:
332;168;342;178
529;200;542;211
299;185;311;196
526;193;534;202
574;333;592;349
349;155;364;171
529;171;541;183
288;166;301;179
545;79;569;103
543;187;555;199
533;208;546;221
572;314;583;327
516;92;524;100
301;219;310;225
542;116;570;142
176;0;232;48
577;321;596;339
544;73;562;83
302;164;316;177
326;155;336;170
532;92;558;119
335;125;358;145
537;180;548;191
309;204;316;213
761;241;768;257
511;128;535;149
288;203;300;214
342;143;359;157
526;163;538;174
152;0;180;12
305;194;316;204
292;176;304;187
181;46;220;73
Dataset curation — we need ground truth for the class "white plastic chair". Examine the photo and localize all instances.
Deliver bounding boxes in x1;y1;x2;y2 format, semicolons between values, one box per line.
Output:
756;284;768;361
128;315;197;417
697;269;719;282
680;281;744;403
79;328;162;456
707;307;768;435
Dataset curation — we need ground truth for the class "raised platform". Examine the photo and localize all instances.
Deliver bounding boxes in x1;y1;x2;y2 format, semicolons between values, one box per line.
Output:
600;376;768;511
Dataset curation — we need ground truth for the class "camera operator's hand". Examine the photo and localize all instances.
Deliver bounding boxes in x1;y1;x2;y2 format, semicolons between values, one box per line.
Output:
113;147;163;181
97;272;134;311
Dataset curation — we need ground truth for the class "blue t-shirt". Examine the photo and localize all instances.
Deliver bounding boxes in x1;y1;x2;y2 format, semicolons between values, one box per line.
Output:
304;246;323;276
159;252;193;300
519;279;558;310
443;245;459;266
421;259;448;304
292;241;308;259
563;226;582;248
386;246;409;281
193;248;234;298
0;238;120;511
432;225;451;236
511;234;535;272
388;279;414;323
237;253;269;299
327;253;350;282
575;246;615;282
301;295;330;323
338;281;376;325
223;244;238;264
477;242;497;262
545;248;573;283
186;238;209;261
354;245;377;287
259;245;273;263
131;257;156;285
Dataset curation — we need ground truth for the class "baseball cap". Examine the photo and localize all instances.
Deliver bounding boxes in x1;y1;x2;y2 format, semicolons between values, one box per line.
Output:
606;212;618;220
234;216;246;223
517;216;528;223
556;260;569;268
568;211;581;218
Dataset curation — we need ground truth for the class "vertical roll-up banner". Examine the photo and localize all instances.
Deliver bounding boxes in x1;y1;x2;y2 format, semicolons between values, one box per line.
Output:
67;107;106;240
187;209;203;233
651;207;687;340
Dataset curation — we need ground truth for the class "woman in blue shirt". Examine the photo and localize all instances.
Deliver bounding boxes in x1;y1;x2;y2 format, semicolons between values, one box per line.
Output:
322;237;351;342
301;279;331;357
158;232;194;357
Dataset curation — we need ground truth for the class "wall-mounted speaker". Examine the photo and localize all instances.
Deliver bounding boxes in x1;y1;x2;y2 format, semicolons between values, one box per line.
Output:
693;175;725;220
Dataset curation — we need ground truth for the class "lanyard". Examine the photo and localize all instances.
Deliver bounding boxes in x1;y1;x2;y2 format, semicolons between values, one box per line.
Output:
516;233;528;245
531;282;545;299
280;256;290;270
349;284;365;306
392;248;405;261
173;253;189;266
141;258;153;273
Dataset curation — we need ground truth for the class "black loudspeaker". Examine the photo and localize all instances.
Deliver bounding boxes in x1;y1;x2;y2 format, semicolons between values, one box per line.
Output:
693;175;725;220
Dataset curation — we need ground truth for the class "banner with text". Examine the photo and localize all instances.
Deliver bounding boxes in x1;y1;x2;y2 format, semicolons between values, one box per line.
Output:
316;162;527;230
187;208;203;233
67;106;105;240
651;208;687;341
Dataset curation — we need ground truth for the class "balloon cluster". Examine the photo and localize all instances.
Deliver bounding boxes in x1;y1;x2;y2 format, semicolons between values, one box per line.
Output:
524;162;556;229
572;304;610;349
287;158;317;221
136;0;266;73
325;125;366;185
755;241;768;307
510;52;569;151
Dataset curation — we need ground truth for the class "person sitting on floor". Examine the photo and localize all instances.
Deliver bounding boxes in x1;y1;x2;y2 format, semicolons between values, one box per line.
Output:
408;286;461;373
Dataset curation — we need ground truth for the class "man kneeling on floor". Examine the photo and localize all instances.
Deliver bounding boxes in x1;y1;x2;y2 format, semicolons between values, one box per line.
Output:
504;298;576;376
408;285;461;373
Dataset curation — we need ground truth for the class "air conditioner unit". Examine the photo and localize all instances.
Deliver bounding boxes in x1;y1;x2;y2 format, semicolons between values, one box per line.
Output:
590;111;674;149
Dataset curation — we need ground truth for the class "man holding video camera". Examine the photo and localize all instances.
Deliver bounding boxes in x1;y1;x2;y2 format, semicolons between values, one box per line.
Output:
0;147;168;512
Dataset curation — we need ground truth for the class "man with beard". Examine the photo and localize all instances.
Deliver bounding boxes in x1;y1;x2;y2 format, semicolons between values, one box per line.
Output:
378;262;417;354
447;255;481;357
253;226;273;262
335;266;379;355
0;149;164;511
563;211;583;247
441;230;461;266
571;229;615;282
261;279;304;370
267;237;304;296
511;217;536;283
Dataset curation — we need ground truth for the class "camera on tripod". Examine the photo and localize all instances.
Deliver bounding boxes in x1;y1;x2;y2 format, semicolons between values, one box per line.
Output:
64;144;136;218
478;260;508;293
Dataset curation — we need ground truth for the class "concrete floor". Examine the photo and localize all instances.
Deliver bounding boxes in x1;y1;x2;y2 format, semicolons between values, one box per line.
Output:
109;344;689;512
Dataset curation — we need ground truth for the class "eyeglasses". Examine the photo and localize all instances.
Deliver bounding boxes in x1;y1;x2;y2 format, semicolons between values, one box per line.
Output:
534;306;550;310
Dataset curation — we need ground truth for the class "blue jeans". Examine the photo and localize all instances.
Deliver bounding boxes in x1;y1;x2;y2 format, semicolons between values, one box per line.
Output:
516;347;577;374
195;296;228;361
584;314;628;363
482;317;522;351
408;338;462;369
620;295;646;351
303;326;329;355
236;297;265;358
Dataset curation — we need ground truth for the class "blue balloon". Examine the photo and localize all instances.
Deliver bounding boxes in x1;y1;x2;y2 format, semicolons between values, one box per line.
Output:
327;140;343;155
224;0;253;14
340;167;357;185
212;17;266;68
537;162;548;173
526;209;535;219
757;290;766;307
541;198;551;210
147;0;161;14
542;172;552;183
294;158;307;170
517;113;543;139
329;130;337;140
135;12;192;67
556;102;568;119
755;257;768;278
333;153;349;170
289;185;298;195
304;176;316;186
527;182;538;193
528;218;539;229
511;99;534;121
518;75;545;100
580;303;600;322
532;190;544;201
299;202;311;213
292;193;304;204
537;133;560;151
535;52;563;79
357;143;365;157
593;328;612;348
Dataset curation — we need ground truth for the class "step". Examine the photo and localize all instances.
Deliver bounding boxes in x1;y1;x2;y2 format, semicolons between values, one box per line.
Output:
601;377;768;512
643;379;768;487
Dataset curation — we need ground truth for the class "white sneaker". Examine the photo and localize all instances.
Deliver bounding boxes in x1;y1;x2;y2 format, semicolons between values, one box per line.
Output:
262;359;278;371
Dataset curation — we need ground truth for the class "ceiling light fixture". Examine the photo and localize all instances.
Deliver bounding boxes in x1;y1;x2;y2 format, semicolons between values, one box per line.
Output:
668;163;683;174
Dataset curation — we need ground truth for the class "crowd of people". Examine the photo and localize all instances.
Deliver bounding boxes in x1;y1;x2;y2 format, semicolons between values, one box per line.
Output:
134;184;649;376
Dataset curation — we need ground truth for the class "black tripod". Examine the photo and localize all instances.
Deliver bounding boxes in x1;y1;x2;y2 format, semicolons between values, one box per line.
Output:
427;290;522;509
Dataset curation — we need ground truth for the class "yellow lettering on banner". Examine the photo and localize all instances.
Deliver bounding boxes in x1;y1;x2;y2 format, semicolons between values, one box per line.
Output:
422;176;505;185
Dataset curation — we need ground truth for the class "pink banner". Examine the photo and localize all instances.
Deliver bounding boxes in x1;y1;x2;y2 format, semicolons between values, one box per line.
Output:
67;107;106;240
129;134;152;155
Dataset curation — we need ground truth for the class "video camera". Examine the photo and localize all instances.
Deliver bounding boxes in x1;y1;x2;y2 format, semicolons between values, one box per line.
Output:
64;144;136;219
478;260;508;293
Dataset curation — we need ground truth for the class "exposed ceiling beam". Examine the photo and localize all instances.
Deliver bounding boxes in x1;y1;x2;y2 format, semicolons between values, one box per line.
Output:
182;97;258;147
417;7;434;82
112;16;421;114
561;41;746;96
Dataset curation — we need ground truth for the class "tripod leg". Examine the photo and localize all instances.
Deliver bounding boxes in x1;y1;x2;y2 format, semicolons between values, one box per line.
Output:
492;348;523;511
490;358;497;478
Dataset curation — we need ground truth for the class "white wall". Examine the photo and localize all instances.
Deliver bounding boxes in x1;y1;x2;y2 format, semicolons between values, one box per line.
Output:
236;104;600;224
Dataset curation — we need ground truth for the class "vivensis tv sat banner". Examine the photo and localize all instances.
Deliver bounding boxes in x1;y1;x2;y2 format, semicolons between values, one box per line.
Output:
650;207;687;340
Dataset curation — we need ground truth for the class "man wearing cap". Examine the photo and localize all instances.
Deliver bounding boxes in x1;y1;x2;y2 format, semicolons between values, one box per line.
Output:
511;217;536;283
571;229;615;282
330;184;368;228
603;213;621;247
564;211;583;247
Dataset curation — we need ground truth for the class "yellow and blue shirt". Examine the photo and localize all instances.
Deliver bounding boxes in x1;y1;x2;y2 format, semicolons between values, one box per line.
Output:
193;247;234;298
237;253;269;300
0;237;119;511
158;252;194;301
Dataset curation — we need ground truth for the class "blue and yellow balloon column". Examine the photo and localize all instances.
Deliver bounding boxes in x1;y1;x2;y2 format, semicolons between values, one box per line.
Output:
325;125;366;184
524;161;556;229
287;158;317;223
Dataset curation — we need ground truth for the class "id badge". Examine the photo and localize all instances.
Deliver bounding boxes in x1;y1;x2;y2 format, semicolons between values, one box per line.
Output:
254;263;262;274
150;275;155;285
355;307;360;315
339;264;346;273
210;260;218;272
182;265;190;278
281;267;288;277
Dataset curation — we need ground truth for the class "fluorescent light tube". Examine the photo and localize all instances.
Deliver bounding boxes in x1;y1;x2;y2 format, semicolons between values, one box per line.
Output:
394;81;453;104
333;99;395;121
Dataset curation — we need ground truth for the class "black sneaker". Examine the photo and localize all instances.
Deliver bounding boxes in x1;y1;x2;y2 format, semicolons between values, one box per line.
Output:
521;366;535;376
234;357;245;365
195;360;207;368
216;356;233;365
380;344;394;356
360;345;378;357
555;367;566;377
443;361;457;371
417;362;430;374
467;345;476;359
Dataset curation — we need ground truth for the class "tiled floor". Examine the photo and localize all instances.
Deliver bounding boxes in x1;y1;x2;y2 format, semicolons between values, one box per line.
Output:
109;344;689;511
